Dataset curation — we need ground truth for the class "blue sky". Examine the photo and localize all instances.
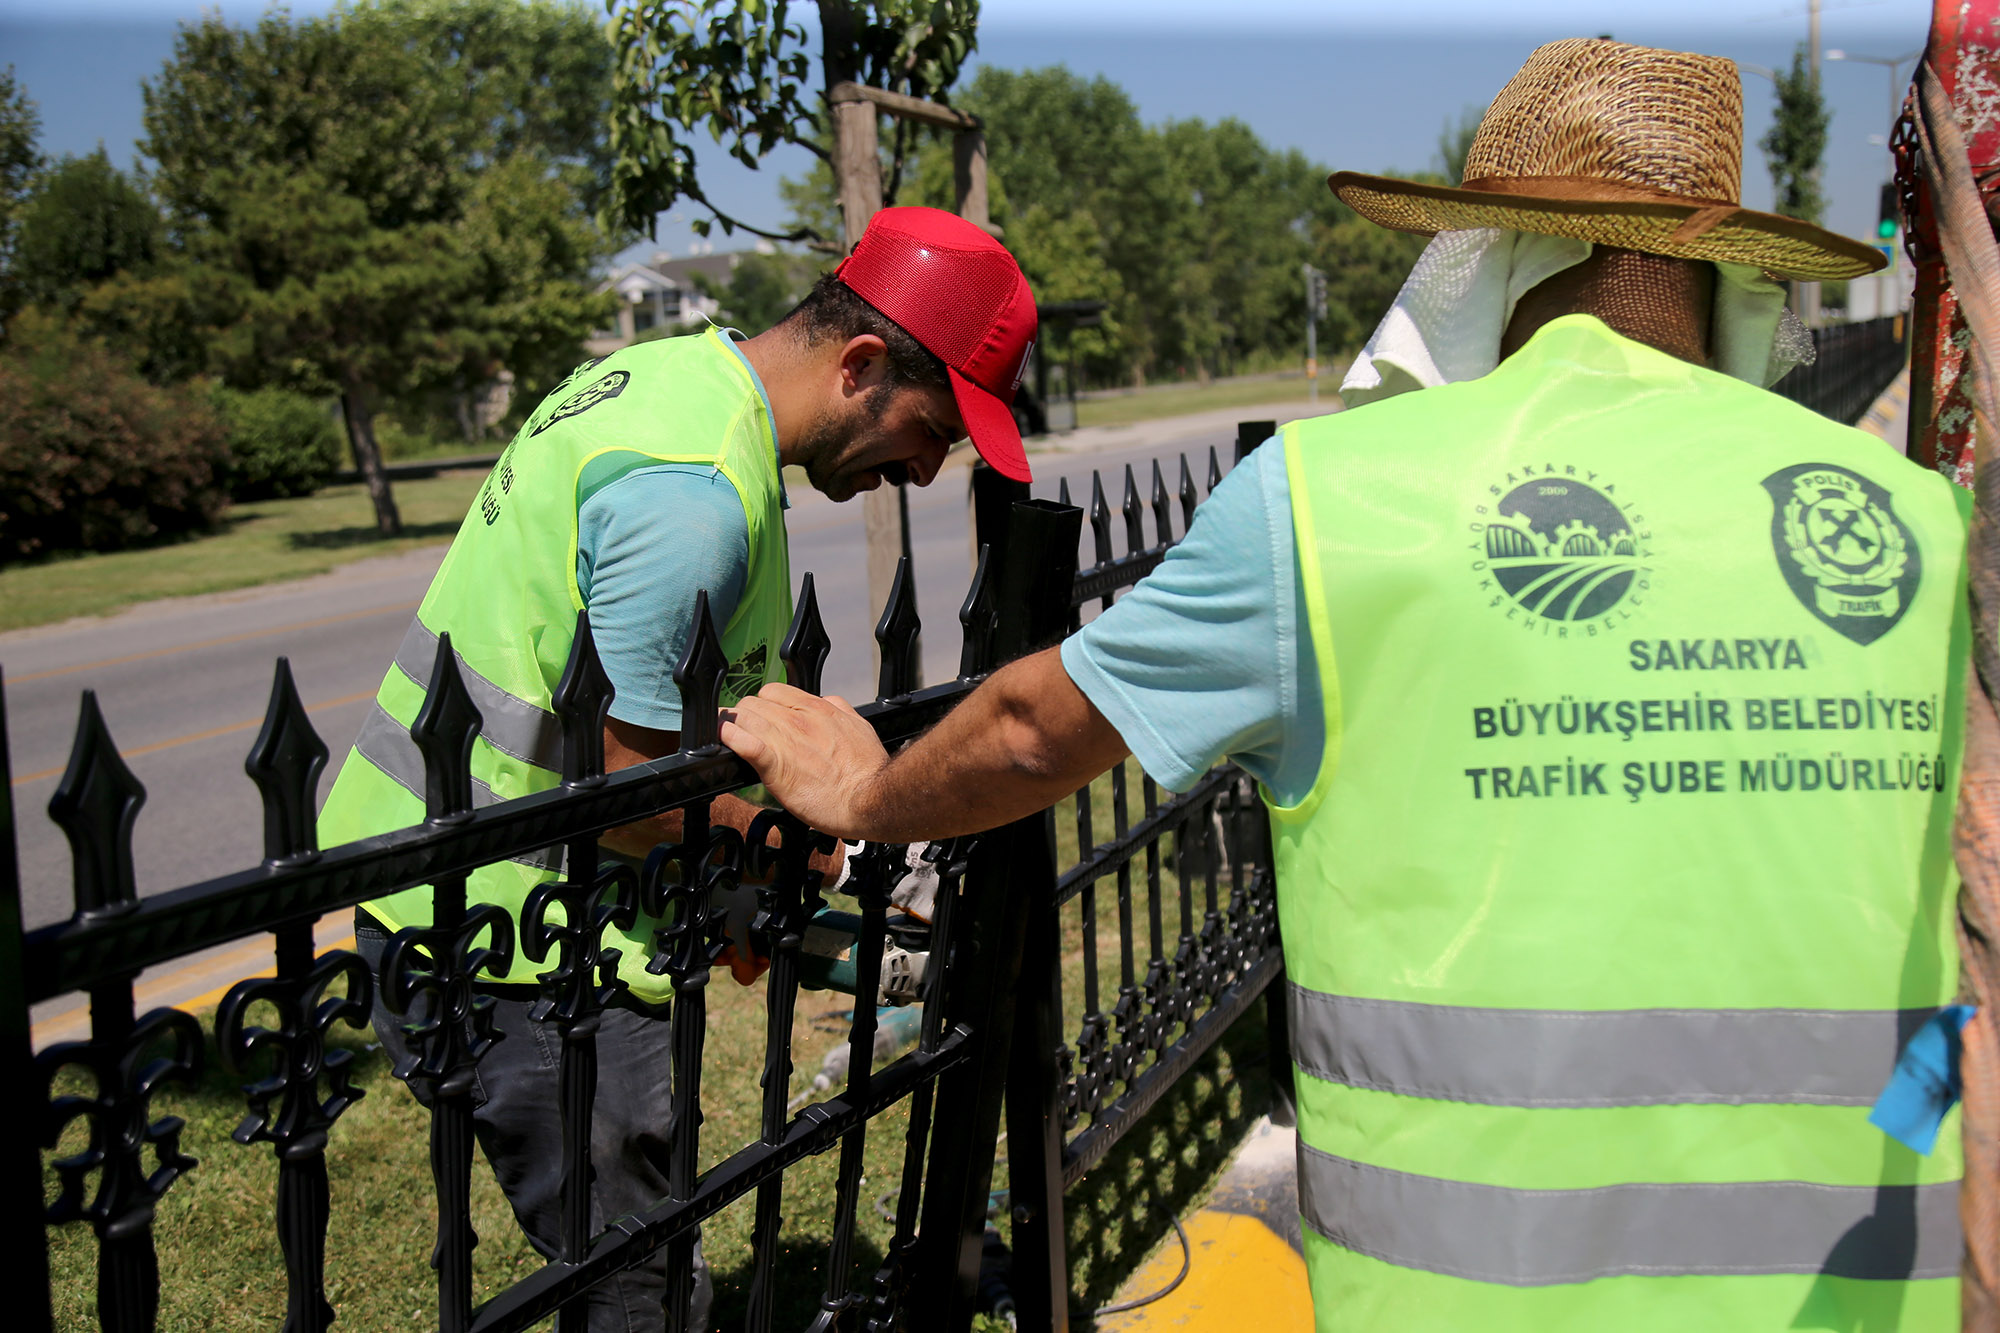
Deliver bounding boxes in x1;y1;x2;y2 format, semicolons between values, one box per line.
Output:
0;0;1934;260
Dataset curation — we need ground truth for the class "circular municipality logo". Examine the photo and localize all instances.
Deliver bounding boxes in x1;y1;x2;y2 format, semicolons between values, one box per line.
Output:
1471;468;1650;628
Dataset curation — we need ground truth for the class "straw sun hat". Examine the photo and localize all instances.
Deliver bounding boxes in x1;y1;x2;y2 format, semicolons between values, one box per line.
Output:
1328;38;1886;282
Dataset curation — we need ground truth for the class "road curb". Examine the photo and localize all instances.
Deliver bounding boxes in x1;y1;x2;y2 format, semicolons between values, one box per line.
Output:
1098;1115;1312;1330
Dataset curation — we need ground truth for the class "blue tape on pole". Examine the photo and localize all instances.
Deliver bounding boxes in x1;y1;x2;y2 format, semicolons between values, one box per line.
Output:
1869;1005;1975;1155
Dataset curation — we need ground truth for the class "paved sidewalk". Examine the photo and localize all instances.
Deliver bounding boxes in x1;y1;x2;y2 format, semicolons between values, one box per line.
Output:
1099;1115;1313;1331
1856;366;1911;455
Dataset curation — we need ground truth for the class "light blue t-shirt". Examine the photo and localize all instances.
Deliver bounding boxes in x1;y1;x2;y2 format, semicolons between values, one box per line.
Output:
1059;442;1324;806
575;332;781;733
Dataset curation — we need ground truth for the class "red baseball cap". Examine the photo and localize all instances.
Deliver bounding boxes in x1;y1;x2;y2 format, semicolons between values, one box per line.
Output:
836;207;1038;482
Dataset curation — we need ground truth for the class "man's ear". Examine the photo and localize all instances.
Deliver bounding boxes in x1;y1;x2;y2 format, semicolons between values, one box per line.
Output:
837;334;890;398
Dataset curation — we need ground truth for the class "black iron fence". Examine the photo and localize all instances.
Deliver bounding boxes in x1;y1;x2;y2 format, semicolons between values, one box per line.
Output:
1;492;1092;1332
3;431;1289;1332
973;426;1288;1331
1771;313;1909;427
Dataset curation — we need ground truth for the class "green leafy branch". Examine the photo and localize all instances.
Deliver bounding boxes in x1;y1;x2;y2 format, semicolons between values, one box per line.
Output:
604;0;979;243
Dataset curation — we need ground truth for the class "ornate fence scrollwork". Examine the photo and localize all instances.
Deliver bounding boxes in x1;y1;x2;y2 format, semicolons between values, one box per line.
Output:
7;438;1293;1333
6;492;1086;1333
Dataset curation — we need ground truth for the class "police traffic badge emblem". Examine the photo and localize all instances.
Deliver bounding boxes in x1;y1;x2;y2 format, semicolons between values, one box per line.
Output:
1762;463;1919;645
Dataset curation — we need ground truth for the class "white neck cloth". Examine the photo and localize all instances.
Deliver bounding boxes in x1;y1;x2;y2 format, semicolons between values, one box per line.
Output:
1338;228;1809;408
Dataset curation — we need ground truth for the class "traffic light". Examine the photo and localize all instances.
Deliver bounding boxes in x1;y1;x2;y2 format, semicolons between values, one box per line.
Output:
1305;265;1327;322
1878;181;1900;242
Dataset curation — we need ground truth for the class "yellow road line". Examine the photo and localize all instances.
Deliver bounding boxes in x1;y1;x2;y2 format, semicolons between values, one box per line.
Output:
179;932;361;1015
32;931;360;1047
13;687;379;786
9;599;420;684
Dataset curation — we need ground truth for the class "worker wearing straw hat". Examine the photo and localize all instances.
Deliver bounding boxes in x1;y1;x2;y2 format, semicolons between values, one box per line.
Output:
724;38;1969;1330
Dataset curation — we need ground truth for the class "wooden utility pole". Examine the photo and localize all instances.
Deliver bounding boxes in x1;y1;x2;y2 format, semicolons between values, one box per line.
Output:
1804;0;1824;327
827;80;999;683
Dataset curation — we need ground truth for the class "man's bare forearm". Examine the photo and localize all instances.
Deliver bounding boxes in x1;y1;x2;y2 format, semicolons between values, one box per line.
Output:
722;646;1130;842
850;649;1128;840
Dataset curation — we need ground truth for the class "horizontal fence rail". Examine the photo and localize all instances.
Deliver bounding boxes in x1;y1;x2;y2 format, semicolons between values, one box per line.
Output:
3;494;1086;1333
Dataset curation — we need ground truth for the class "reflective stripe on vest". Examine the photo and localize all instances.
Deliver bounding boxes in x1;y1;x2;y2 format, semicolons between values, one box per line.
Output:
391;619;564;775
1298;1145;1963;1285
349;704;562;873
1290;982;1934;1108
318;329;793;1001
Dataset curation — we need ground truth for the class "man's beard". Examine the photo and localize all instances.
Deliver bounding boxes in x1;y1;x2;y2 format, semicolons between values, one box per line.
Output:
801;383;908;498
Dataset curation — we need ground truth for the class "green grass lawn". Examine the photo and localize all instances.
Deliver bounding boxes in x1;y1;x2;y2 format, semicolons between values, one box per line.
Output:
1070;369;1346;431
0;474;486;634
0;370;1356;636
41;766;1277;1330
44;973;993;1331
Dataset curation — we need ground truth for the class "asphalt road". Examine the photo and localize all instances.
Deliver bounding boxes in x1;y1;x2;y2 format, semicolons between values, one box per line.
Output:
5;398;1329;933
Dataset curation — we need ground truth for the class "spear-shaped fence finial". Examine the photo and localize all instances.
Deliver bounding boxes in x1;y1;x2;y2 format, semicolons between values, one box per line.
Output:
409;633;484;824
675;590;730;753
958;545;998;680
552;610;617;787
1150;458;1173;546
49;691;145;920
244;658;329;866
875;556;922;701
782;573;832;696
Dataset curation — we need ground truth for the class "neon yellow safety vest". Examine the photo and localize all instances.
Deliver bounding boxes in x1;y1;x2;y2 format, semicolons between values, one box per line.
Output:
319;328;793;1004
1274;315;1968;1331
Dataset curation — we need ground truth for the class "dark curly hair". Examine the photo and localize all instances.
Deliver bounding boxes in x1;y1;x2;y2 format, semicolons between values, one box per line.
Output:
778;272;950;393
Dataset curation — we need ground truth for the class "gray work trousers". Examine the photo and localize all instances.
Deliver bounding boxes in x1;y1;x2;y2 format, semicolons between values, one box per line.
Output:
357;916;713;1332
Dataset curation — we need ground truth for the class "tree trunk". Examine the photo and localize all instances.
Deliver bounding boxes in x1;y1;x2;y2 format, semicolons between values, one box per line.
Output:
823;3;905;679
340;379;403;538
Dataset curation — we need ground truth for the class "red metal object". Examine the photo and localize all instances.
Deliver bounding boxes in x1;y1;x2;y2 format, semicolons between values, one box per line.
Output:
1906;0;2000;481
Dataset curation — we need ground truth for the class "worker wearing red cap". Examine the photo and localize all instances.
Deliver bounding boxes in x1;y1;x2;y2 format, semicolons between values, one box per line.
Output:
318;206;1036;1332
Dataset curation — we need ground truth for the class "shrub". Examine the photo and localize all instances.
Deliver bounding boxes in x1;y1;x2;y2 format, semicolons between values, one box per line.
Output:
0;310;230;563
213;385;344;499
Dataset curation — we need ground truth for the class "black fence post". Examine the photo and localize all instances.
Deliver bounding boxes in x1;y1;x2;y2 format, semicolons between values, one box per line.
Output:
989;490;1089;1333
1236;419;1276;465
0;674;52;1333
971;459;1034;571
1003;837;1073;1333
912;496;1082;1329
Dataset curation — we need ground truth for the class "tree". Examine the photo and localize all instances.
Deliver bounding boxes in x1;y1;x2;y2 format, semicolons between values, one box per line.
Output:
135;0;618;536
0;309;229;562
0;66;46;327
11;150;163;315
1760;44;1829;223
1151;117;1324;381
695;250;821;334
1435;104;1484;184
1307;197;1427;356
604;0;980;244
948;66;1165;380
